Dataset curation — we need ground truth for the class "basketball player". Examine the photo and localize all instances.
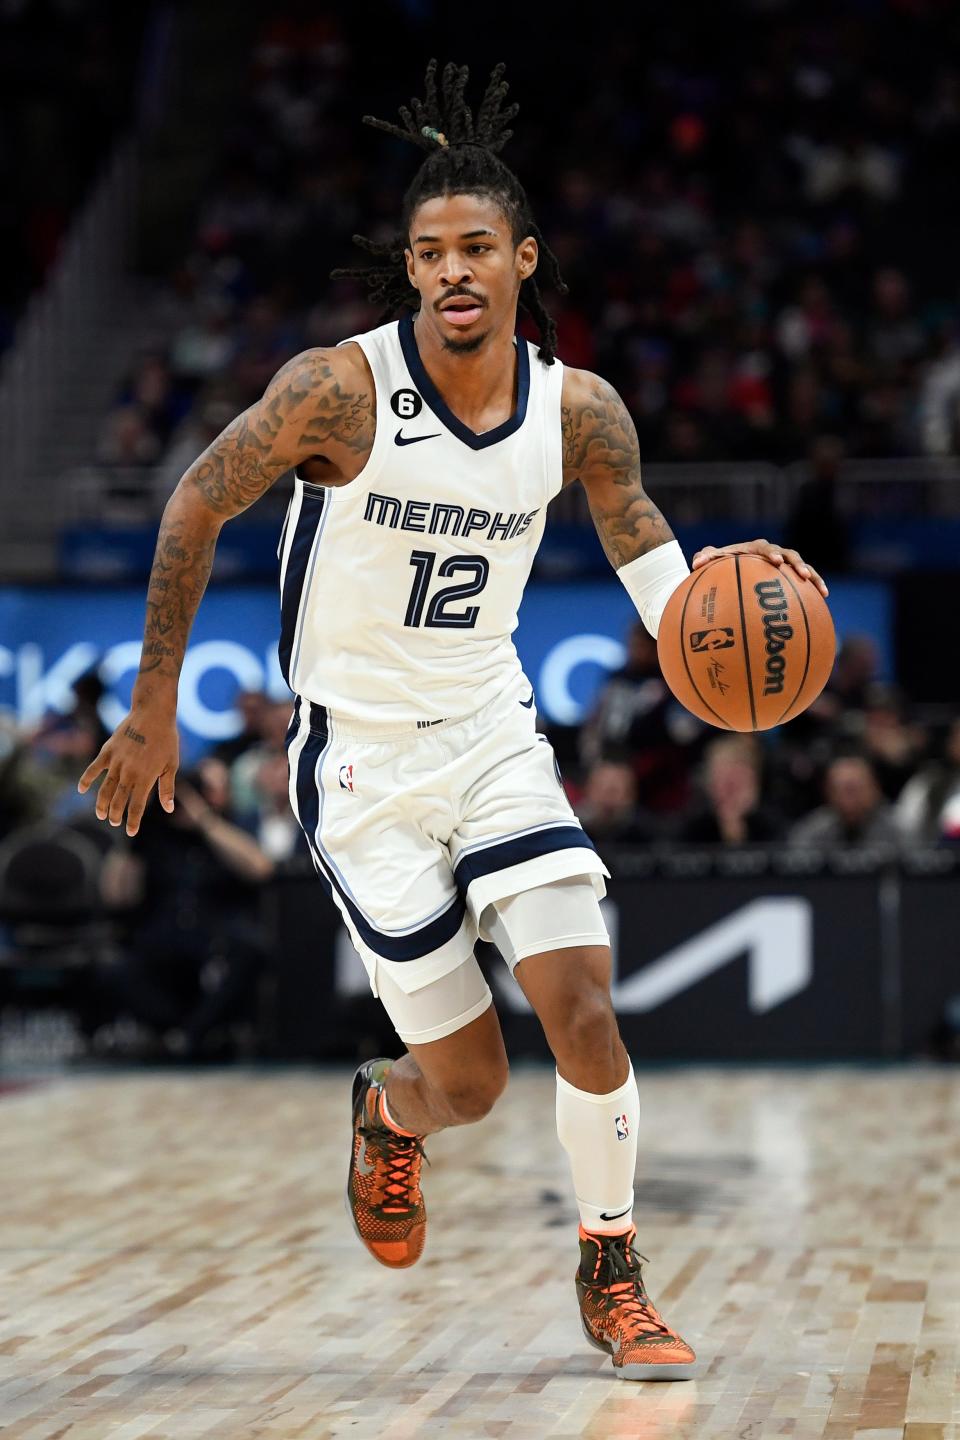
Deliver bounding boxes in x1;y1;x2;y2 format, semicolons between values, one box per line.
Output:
79;62;825;1380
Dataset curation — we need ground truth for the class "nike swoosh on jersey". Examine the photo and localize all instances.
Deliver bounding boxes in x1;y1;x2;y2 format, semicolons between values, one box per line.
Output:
519;692;535;708
395;429;442;446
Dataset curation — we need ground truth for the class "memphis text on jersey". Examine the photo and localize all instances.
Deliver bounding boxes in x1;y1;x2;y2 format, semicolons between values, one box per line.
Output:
364;491;540;543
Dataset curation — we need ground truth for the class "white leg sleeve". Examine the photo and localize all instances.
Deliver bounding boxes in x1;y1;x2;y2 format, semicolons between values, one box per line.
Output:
556;1061;640;1234
480;877;609;971
374;955;492;1046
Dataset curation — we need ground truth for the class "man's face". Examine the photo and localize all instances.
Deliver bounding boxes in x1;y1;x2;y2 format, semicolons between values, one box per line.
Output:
586;762;636;819
826;759;878;826
404;192;537;355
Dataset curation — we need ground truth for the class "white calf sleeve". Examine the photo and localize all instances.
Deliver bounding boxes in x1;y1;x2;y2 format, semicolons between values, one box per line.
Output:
556;1061;640;1234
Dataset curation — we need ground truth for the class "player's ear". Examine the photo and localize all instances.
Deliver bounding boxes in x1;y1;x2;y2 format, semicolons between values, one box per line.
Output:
517;235;538;282
404;247;419;291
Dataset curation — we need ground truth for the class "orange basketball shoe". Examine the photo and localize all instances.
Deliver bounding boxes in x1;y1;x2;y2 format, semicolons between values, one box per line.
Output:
345;1058;428;1269
576;1226;696;1380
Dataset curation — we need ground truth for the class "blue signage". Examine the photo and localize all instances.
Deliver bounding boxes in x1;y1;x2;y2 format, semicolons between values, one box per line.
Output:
0;579;892;762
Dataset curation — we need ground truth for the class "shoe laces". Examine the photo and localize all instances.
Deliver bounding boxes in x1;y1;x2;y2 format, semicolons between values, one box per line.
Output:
590;1233;672;1338
358;1119;429;1213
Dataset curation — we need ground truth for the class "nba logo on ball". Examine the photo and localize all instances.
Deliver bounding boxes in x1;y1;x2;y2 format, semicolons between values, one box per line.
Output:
615;1113;629;1141
690;627;735;652
339;763;355;793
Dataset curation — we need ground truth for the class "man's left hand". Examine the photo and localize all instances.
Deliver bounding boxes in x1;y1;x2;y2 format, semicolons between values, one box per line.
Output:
691;539;828;597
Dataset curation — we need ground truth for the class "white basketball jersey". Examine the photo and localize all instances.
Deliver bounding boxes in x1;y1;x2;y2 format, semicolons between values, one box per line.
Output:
277;314;564;722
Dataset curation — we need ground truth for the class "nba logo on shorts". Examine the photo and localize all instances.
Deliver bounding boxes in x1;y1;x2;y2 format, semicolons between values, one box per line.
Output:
339;763;355;793
615;1113;629;1141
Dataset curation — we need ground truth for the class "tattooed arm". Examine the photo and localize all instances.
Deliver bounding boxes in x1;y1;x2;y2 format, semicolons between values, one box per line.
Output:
561;368;828;596
79;345;374;834
561;368;674;566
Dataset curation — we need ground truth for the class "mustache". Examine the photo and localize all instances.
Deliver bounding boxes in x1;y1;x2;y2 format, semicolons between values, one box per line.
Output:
435;288;486;310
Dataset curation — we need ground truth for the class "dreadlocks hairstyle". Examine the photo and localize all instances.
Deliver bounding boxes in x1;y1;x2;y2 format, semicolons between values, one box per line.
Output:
331;59;568;364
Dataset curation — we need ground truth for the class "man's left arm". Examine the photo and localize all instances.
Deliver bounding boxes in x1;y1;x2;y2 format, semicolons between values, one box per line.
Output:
562;370;828;635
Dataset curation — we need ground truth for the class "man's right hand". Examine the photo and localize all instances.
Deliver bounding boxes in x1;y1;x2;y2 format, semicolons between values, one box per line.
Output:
78;709;180;836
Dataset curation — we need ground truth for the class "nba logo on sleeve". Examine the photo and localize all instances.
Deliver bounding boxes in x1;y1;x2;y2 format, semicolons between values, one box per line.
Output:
339;763;355;793
615;1113;629;1141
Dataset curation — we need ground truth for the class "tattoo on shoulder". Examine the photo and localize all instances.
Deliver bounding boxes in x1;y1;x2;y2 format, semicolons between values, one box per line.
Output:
562;374;638;488
563;373;674;567
188;350;374;517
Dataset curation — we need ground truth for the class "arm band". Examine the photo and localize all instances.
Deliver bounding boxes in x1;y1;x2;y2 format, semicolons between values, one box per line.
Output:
616;540;691;639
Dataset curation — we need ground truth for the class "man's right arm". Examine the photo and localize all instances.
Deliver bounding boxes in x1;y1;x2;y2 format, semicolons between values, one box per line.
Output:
79;344;373;835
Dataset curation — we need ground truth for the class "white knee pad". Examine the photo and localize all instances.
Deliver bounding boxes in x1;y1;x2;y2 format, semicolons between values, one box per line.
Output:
480;877;609;972
374;954;492;1046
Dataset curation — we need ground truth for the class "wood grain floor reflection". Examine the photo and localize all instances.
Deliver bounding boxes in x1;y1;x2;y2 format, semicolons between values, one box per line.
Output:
0;1067;957;1438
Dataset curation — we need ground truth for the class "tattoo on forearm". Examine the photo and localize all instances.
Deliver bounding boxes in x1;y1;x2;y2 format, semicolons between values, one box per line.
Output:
124;725;146;745
187;351;374;517
563;376;674;567
138;520;217;681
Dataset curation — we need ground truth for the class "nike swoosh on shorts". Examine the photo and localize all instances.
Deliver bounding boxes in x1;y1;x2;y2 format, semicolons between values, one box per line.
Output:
395;429;441;446
519;692;535;708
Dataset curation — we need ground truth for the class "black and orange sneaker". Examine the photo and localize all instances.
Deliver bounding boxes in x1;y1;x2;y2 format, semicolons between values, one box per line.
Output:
345;1058;428;1269
576;1225;696;1380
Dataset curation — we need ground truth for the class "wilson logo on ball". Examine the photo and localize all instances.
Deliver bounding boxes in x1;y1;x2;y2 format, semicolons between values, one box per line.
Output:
689;627;735;652
754;578;794;695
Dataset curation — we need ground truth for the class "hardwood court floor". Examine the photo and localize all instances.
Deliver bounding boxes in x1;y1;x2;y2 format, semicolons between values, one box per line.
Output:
0;1066;957;1440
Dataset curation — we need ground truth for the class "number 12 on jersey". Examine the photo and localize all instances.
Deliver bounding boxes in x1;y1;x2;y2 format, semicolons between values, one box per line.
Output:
404;549;490;629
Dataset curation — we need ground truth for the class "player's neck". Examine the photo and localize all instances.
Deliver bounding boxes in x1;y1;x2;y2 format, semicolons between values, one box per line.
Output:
411;310;519;432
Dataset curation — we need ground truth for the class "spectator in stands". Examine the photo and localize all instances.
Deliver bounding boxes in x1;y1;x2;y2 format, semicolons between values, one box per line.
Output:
114;353;191;449
95;404;163;467
214;689;273;768
788;754;903;850
896;718;960;844
169;295;237;384
249;748;307;861
229;699;292;818
676;736;784;847
575;757;656;847
919;328;960;455
857;685;927;802
784;435;851;574
580;622;704;815
0;714;47;840
29;669;109;829
101;756;272;1059
817;635;880;721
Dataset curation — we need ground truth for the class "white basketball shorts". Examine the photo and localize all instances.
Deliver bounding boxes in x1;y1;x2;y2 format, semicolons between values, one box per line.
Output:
285;670;609;998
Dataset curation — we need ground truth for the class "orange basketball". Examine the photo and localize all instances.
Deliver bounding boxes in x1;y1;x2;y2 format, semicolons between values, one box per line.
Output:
656;554;836;731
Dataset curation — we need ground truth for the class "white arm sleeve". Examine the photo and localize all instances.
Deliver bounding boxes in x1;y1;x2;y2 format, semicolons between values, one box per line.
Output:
616;540;691;639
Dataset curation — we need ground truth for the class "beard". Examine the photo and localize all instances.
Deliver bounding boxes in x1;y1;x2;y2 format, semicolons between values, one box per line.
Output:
440;327;490;355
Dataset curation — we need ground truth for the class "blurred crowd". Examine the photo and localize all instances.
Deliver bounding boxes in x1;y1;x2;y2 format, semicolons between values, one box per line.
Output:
0;678;307;1061
0;0;145;355
1;619;958;1057
5;624;958;865
568;622;960;851
92;0;960;490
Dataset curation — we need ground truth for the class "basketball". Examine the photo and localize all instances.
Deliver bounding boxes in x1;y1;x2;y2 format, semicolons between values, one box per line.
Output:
657;554;836;731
